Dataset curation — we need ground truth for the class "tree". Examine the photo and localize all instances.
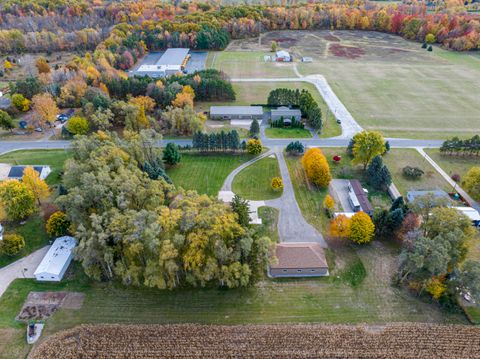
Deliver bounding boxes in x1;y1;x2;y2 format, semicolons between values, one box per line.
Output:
4;60;12;72
11;93;30;112
454;261;480;303
246;138;262;155
367;155;391;190
301;148;331;187
329;215;351;239
59;77;88;108
0;233;25;255
66;116;90;135
171;85;195;108
349;211;375;244
22;166;50;206
323;194;334;216
0;110;14;131
231;194;250;227
11;76;43;99
249;119;260;137
352;131;386;170
32;93;58;127
143;157;172;183
0;180;36;221
271;177;283;191
271;41;278;52
35;57;50;74
160;106;205;136
286;141;304;155
46;211;71;237
463;167;480;201
163;143;181;166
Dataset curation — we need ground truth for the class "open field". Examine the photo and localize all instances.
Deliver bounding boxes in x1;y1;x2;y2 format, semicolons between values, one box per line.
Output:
166;152;254;196
0;149;71;186
265;127;312;138
196;81;341;138
232;156;282;200
425;149;479;180
256;207;279;243
31;323;480;359
222;30;480;139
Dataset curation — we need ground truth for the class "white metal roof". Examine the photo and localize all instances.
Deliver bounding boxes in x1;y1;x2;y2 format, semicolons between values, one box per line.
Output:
454;207;480;221
276;50;290;58
271;107;302;117
210;106;263;116
34;236;77;276
156;48;189;66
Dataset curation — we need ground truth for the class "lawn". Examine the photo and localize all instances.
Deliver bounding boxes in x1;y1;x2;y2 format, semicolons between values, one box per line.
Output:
0;216;50;269
0;149;72;186
425;149;479;180
232;156;282;200
256;206;279;243
166;152;254;196
265;127;312;139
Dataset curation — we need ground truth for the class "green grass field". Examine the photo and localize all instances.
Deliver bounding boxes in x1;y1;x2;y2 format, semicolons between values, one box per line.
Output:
256;207;279;243
425;149;479;180
0;149;71;186
166;152;254;196
232;156;282;200
265;127;312;138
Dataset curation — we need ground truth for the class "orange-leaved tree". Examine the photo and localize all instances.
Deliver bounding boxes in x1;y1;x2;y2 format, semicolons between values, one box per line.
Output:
329;214;351;239
301;148;331;187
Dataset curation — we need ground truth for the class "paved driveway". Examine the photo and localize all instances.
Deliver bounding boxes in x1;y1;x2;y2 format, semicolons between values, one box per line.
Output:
330;179;354;212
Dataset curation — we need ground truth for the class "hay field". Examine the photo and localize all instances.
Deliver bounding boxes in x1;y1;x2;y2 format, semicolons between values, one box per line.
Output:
31;323;480;359
218;30;480;139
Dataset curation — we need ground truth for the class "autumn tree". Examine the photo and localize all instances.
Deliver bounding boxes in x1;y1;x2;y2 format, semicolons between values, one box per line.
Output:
11;93;30;112
0;180;36;221
59;76;88;107
0;110;14;131
271;177;283;191
329;215;351;239
0;233;25;255
160;105;205;136
463;167;480;201
32;93;58;127
66;116;90;135
352;131;386;170
129;96;156;112
171;85;195;108
323;194;334;216
246;138;262;155
301;148;331;187
46;211;71;237
35;57;50;74
349;211;375;244
22;166;50;205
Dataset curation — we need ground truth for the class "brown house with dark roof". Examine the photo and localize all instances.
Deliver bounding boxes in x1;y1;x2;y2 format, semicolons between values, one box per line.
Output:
269;243;329;278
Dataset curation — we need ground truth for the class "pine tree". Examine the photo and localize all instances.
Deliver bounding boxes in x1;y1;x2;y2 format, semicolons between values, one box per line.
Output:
249;119;260;137
367;155;391;190
163;143;181;166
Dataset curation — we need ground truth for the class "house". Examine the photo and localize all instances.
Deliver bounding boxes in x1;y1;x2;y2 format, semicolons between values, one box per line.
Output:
269;243;329;278
453;207;480;227
406;189;450;203
301;57;313;63
209;106;263;121
7;165;51;180
348;179;374;215
270;107;302;123
34;236;77;282
136;48;190;77
275;50;291;62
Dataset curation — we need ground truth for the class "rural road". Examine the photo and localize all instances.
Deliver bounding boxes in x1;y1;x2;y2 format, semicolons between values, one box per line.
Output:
0;246;50;298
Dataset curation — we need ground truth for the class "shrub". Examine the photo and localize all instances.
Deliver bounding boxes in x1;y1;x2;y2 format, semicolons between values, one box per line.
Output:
0;233;25;256
246;138;262;155
427;45;433;52
349;211;375;244
46;211;71;237
402;166;424;179
285;141;304;155
323;194;334;216
463;167;480;201
11;93;30;112
451;173;461;183
425;33;436;44
271;177;283;191
66;116;89;135
329;215;351;239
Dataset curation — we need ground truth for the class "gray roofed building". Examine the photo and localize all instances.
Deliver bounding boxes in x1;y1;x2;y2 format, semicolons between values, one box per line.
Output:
271;107;302;122
156;48;190;66
269;243;329;278
348;179;374;215
210;106;263;121
406;189;450;203
7;165;52;180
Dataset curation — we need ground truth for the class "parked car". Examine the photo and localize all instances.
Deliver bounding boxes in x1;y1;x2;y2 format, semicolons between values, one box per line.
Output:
57;109;75;123
336;119;342;124
19;120;28;129
34;127;43;132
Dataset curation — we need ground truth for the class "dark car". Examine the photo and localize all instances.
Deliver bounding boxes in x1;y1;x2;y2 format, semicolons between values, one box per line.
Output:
57;109;75;123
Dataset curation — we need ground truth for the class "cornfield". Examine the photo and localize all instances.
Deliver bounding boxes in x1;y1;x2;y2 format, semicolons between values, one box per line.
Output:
30;323;480;359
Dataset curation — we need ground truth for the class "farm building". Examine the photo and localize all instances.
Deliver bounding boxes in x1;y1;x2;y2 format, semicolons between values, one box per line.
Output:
210;106;263;121
406;189;450;203
301;56;313;63
34;236;77;282
454;207;480;227
270;107;302;122
268;243;329;278
275;50;291;62
136;48;190;77
348;180;374;216
4;165;51;181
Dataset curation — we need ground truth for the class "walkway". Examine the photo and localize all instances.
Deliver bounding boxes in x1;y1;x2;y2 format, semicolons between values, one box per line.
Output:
0;246;50;298
416;148;480;212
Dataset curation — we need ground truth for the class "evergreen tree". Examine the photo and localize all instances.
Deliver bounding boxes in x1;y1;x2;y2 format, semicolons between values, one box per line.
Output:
231;194;250;227
143;158;172;183
249;119;260;137
163;143;181;166
367;155;391;190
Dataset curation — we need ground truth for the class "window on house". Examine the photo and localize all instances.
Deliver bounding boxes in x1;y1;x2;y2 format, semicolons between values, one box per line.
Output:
282;269;287;273
297;269;302;273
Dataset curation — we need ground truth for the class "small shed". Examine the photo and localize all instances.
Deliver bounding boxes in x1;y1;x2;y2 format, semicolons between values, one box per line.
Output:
269;243;329;278
34;236;77;282
7;165;51;180
348;179;374;216
271;107;302;122
301;57;313;63
275;50;291;62
406;189;450;203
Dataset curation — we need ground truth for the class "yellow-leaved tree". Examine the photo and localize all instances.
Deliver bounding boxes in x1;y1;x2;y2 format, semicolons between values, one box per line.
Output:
22;166;50;205
301;148;331;187
32;93;59;127
271;177;283;191
323;194;334;214
349;211;375;244
0;180;36;221
328;215;351;239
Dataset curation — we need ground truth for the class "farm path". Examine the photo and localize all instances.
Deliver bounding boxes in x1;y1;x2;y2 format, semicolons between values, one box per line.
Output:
231;76;363;138
416;148;480;212
0;245;50;298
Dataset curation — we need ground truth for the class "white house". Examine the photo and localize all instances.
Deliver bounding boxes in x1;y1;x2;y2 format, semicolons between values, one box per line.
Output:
275;50;291;62
6;165;52;181
34;236;77;282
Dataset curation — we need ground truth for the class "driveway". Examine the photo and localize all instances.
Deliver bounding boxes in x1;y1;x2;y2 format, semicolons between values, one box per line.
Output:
329;179;354;212
0;246;50;298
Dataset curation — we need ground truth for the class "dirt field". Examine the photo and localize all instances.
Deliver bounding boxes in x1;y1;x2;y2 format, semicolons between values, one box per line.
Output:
30;323;480;359
17;292;84;321
217;30;480;139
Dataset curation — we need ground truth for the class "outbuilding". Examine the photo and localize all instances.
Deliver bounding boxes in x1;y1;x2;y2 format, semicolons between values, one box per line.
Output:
453;207;480;227
136;48;190;77
348;179;374;216
210;106;263;121
275;50;291;62
269;243;329;278
7;165;51;180
34;236;77;282
406;189;450;203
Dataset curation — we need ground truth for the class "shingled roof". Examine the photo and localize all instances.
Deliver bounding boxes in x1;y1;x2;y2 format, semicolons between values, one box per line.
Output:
271;243;328;269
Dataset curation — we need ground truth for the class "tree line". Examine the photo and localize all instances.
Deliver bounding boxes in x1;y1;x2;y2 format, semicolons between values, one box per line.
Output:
192;130;243;152
440;135;480;156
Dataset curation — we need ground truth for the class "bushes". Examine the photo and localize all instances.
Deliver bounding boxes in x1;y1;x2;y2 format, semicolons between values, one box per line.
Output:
0;233;25;255
46;211;71;237
301;148;331;187
271;177;283;191
246;139;262;155
402;166;424;179
285;141;304;155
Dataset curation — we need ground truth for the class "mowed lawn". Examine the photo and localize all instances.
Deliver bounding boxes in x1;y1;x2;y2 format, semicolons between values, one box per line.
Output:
265;127;312;139
425;149;479;180
232;156;282;200
166;153;255;196
0;149;71;186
